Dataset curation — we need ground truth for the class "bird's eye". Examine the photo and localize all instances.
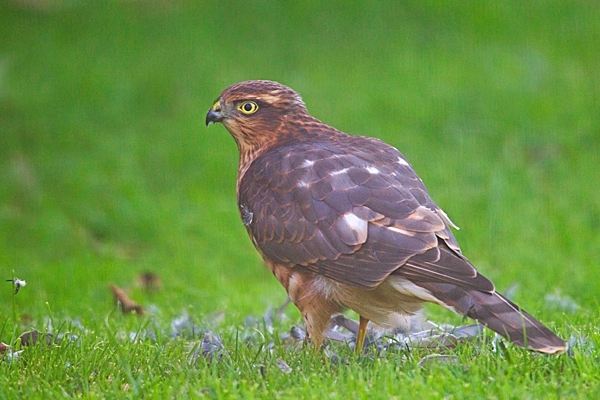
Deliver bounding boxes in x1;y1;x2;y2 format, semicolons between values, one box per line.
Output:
238;101;259;115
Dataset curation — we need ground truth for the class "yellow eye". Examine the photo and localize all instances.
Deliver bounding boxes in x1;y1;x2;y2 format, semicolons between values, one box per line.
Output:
238;101;259;115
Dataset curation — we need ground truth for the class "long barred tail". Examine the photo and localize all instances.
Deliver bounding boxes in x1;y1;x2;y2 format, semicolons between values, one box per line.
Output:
418;282;567;354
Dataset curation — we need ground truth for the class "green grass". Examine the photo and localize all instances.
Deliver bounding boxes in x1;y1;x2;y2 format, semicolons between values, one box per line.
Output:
1;0;599;397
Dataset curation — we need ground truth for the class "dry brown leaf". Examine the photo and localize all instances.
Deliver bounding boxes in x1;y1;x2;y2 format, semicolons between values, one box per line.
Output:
110;284;144;315
0;342;11;354
135;271;162;293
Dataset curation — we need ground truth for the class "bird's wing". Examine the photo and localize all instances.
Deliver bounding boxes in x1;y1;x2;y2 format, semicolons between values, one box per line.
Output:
239;137;491;291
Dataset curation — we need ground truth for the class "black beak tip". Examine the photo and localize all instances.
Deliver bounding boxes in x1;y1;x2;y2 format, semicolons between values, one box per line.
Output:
205;109;222;127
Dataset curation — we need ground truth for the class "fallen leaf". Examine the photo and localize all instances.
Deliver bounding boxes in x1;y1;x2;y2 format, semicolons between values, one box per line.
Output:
110;284;144;315
0;342;11;354
136;271;162;293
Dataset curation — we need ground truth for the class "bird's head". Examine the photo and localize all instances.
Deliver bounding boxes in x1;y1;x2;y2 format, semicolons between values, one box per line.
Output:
206;80;311;154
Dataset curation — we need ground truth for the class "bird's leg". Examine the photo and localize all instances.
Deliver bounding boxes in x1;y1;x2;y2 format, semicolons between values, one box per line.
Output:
355;316;369;355
300;330;322;356
312;341;322;357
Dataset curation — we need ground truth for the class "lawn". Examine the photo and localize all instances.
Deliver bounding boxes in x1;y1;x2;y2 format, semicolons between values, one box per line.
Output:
1;0;599;398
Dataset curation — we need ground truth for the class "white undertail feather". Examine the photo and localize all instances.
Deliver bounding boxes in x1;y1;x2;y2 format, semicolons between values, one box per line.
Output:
389;277;458;314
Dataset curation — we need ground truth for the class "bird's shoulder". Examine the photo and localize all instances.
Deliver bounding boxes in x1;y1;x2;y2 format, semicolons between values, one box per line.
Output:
240;133;424;197
239;132;452;241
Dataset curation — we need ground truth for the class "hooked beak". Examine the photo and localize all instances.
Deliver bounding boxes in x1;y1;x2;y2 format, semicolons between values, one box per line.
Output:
206;101;223;126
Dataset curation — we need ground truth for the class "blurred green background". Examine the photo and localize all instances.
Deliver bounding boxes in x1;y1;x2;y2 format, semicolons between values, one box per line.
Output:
0;0;598;325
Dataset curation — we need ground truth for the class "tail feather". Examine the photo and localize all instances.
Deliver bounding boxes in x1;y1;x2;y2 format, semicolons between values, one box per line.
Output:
417;282;566;354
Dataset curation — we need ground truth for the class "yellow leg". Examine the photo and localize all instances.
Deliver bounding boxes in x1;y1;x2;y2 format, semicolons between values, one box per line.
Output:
312;340;321;357
355;316;369;355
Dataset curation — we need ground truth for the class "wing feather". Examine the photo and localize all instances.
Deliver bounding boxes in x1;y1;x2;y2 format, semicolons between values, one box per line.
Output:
239;138;464;288
397;241;494;292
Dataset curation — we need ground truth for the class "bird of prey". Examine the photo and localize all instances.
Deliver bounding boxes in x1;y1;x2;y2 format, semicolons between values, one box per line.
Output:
206;80;566;355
